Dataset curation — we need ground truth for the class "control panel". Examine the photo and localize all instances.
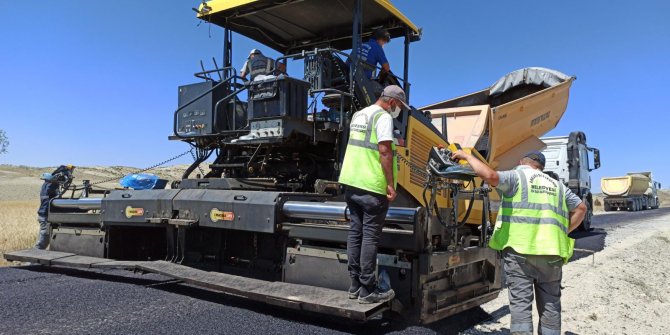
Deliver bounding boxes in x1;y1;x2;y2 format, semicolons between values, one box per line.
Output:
249;119;283;139
428;145;477;180
176;81;228;137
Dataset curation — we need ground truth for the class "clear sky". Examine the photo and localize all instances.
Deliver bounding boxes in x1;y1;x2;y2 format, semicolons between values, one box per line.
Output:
0;1;668;189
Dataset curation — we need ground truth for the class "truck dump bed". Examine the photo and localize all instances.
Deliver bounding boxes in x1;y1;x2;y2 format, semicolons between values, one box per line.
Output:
601;172;652;197
421;67;574;170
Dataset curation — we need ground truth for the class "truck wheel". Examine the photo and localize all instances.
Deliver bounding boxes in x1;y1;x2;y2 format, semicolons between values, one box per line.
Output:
579;202;592;231
604;203;611;212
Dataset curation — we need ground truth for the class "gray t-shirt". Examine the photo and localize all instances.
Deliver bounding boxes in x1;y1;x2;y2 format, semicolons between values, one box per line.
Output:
496;166;582;211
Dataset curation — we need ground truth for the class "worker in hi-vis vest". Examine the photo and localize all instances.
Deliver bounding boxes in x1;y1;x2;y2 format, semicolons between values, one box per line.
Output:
450;150;587;335
338;85;409;305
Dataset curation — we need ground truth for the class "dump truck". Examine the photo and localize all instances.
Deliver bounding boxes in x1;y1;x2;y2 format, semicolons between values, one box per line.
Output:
601;172;661;211
541;131;601;230
4;1;575;325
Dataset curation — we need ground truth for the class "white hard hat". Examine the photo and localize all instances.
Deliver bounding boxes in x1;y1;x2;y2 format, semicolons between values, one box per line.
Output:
248;49;262;58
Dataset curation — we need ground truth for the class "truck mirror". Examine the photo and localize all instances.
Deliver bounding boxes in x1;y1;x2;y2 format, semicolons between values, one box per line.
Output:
591;148;601;170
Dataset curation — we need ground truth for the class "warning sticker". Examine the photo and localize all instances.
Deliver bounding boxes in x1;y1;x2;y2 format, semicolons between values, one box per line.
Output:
210;208;235;222
125;206;145;219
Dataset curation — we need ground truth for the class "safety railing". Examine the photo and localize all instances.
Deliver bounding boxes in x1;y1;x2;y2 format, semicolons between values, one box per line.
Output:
172;70;247;139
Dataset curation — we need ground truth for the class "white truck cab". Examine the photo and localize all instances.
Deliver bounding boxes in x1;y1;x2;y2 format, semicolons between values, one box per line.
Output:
541;131;601;230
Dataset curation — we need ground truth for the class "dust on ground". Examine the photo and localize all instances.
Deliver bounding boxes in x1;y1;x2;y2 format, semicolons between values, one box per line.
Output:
462;210;670;335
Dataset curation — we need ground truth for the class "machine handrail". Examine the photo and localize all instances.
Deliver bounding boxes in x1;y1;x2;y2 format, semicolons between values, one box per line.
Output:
309;88;352;132
275;47;351;65
194;66;237;81
275;47;408;87
212;82;249;133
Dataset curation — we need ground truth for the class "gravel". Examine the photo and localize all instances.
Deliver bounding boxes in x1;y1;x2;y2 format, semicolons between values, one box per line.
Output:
462;208;670;335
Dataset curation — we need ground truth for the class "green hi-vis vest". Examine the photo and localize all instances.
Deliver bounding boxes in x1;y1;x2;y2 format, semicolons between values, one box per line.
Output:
338;106;397;195
489;167;575;263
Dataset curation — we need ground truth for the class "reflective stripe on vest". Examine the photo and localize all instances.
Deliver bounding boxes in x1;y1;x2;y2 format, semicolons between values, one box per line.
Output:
338;107;397;195
489;167;574;263
347;110;395;156
500;170;569;219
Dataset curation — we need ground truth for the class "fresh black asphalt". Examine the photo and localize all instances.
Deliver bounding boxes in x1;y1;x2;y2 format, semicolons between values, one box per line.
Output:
1;209;666;335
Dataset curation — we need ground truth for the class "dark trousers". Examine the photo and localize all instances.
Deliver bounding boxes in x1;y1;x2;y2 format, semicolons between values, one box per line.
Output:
345;187;389;288
35;216;50;249
503;248;563;335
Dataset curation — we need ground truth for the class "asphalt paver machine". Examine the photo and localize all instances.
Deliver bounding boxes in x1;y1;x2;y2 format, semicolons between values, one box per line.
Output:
6;0;503;324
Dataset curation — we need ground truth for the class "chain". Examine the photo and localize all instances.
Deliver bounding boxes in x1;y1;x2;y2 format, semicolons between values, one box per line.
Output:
87;148;195;186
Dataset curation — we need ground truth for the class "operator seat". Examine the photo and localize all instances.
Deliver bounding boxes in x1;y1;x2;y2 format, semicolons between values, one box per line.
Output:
321;53;380;111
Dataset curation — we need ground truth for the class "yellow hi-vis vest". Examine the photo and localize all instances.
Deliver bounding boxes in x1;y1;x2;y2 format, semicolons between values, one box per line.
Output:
489;167;575;263
338;106;397;195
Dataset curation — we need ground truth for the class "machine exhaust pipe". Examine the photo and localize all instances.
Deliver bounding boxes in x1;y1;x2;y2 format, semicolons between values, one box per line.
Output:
51;198;102;210
282;201;420;224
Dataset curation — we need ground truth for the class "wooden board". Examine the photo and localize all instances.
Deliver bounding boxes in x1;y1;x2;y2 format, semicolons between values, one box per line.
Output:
92;260;147;270
138;261;388;321
4;249;75;265
3;250;388;321
51;255;114;269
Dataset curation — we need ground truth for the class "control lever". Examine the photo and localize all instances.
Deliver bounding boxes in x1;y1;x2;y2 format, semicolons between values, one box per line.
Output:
427;145;477;180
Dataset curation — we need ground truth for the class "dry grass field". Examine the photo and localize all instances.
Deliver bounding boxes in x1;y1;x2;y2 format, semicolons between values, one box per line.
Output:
0;200;39;266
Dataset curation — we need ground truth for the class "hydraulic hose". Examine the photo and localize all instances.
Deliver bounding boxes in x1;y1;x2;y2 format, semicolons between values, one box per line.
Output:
424;176;477;230
182;148;214;179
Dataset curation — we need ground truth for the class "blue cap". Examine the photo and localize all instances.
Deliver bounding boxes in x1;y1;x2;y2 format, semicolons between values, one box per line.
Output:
524;150;546;167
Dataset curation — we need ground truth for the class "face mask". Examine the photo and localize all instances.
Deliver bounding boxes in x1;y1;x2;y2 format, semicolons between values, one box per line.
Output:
390;105;401;118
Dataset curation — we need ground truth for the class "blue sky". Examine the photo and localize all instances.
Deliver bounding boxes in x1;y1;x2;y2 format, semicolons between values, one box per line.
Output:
1;1;668;189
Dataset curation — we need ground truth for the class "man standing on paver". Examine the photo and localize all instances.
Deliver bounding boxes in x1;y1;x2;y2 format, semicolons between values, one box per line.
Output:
356;28;392;80
338;85;409;304
35;165;75;249
450;150;587;335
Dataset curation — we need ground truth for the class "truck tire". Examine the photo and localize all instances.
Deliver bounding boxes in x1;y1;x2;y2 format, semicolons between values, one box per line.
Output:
628;200;636;212
579;200;592;231
604;203;612;212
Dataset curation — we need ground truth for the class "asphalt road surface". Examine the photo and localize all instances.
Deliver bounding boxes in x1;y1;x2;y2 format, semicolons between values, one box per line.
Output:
2;209;666;335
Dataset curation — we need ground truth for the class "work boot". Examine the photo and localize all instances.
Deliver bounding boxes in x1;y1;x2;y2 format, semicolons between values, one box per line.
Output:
34;230;50;250
348;280;361;299
358;285;395;304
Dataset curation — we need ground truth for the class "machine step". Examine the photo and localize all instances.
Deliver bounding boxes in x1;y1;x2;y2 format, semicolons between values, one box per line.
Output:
4;249;388;321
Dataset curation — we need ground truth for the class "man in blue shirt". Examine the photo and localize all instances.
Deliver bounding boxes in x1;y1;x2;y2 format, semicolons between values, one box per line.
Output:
356;29;392;79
